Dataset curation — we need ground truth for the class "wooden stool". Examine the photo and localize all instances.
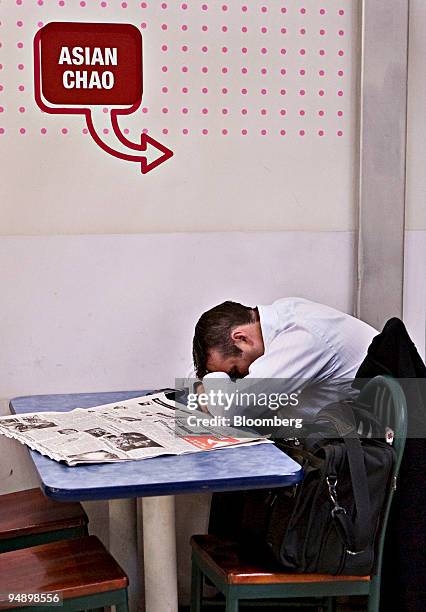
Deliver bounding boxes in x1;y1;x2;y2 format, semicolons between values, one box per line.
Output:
0;535;129;611
0;488;88;553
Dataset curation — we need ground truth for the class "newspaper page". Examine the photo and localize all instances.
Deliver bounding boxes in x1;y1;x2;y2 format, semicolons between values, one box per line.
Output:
0;393;270;466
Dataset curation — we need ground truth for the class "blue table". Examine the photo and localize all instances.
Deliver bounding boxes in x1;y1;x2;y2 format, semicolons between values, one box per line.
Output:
10;391;303;612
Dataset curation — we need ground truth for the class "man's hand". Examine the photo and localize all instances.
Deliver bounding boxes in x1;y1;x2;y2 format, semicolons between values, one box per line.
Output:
194;382;210;413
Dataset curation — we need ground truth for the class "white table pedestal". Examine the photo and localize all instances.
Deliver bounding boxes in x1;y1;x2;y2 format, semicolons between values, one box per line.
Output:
142;495;178;612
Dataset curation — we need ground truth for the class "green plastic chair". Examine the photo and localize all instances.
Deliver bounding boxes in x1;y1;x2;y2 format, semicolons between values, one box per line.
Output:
190;375;408;612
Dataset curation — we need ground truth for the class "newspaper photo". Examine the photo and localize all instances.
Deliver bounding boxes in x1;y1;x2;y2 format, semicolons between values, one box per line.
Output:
0;393;270;466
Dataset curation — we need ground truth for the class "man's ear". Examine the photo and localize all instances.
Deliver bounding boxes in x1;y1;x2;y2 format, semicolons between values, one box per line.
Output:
231;327;252;346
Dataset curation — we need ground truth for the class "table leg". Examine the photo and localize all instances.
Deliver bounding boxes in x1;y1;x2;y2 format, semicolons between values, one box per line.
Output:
142;495;178;612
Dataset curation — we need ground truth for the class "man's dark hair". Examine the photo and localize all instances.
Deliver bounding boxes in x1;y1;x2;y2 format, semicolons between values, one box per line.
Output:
192;301;258;378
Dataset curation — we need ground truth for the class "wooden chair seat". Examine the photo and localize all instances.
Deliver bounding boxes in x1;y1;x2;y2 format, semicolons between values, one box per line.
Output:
0;535;128;609
0;488;87;541
191;535;370;585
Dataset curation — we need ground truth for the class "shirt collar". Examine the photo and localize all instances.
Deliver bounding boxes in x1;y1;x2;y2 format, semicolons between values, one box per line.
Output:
257;303;281;349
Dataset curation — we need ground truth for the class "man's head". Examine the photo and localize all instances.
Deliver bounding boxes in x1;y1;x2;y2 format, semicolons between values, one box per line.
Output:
192;301;264;379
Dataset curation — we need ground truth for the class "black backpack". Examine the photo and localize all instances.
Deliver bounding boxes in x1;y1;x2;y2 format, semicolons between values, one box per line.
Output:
240;401;396;576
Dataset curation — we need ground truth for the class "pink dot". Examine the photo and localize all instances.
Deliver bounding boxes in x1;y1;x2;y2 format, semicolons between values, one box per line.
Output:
161;24;168;30
162;107;168;113
16;0;22;4
242;48;247;54
241;108;247;115
19;106;25;113
222;129;228;135
141;2;147;7
320;49;326;56
162;128;168;135
162;66;168;72
41;128;47;134
161;2;167;7
300;69;306;76
222;108;228;114
18;85;24;91
319;90;324;96
337;110;343;117
338;70;344;77
103;128;109;134
202;25;208;31
281;68;286;75
318;110;325;116
261;68;267;75
0;128;4;134
202;107;208;114
142;106;148;113
182;24;188;31
181;2;187;8
202;87;208;93
319;70;325;76
202;4;208;10
142;128;148;134
182;45;188;52
280;48;286;55
281;7;286;13
299;129;305;136
337;130;343;136
0;85;3;92
182;87;188;93
0;65;3;71
121;1;127;6
182;128;188;135
338;90;343;96
261;27;267;33
201;66;208;73
39;0;45;4
241;5;247;11
339;30;345;36
280;89;286;95
101;2;107;7
221;26;227;32
339;9;345;16
182;107;188;114
18;64;24;70
82;128;88;134
38;19;44;25
299;49;306;55
0;107;3;112
320;29;325;35
80;1;86;6
241;67;247;74
241;88;247;94
299;109;305;116
261;47;267;54
318;130;324;136
300;28;306;35
202;46;208;52
280;109;286;116
222;87;228;94
242;26;247;33
62;128;68;134
261;5;267;12
17;42;24;48
299;89;305;96
222;46;228;53
222;67;228;73
202;129;208;135
162;45;168;52
123;128;129;134
141;23;147;29
241;129;247;135
320;8;326;15
338;50;344;56
281;27;287;34
221;4;228;11
280;129;286;136
261;88;267;95
19;128;26;134
17;21;23;27
261;129;267;135
300;8;306;14
261;108;267;115
162;86;168;93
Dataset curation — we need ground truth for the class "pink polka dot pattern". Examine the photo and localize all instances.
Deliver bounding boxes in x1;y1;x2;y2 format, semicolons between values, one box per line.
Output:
1;2;351;139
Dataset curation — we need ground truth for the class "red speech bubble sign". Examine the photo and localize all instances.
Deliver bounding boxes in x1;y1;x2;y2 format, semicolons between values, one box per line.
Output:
38;22;142;108
34;22;173;174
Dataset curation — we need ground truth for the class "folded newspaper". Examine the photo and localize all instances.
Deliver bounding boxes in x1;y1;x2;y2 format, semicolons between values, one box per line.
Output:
0;392;270;466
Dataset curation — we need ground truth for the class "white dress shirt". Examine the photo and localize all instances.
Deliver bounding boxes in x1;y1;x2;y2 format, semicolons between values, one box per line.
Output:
202;297;377;419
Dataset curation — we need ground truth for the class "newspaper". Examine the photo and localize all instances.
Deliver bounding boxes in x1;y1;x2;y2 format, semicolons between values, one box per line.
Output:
0;393;270;466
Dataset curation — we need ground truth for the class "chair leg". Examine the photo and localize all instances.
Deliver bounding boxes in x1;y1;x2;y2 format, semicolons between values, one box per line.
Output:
225;591;239;612
190;558;203;612
367;576;381;612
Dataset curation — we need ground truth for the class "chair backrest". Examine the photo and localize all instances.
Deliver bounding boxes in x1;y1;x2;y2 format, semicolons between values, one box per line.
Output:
358;375;407;578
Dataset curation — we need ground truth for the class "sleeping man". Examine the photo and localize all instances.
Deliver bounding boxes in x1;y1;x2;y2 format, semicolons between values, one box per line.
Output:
190;297;377;425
